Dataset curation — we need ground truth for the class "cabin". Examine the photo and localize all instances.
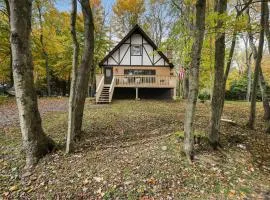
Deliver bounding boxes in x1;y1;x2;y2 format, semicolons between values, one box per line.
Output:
96;24;176;103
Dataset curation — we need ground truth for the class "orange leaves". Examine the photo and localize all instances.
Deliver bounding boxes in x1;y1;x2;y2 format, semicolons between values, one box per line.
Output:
90;0;101;8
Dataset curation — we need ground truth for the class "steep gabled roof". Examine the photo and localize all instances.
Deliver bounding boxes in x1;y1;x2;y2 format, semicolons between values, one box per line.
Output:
99;24;174;68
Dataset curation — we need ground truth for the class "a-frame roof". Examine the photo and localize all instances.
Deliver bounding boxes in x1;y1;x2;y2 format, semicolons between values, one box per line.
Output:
99;24;174;68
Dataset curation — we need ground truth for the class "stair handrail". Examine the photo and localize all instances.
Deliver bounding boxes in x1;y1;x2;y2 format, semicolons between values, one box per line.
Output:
96;75;104;103
109;76;116;103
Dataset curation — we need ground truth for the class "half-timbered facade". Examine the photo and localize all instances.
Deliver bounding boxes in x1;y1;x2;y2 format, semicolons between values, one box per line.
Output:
96;24;176;103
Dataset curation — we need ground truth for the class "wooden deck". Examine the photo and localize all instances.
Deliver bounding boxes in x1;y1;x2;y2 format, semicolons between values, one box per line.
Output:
96;75;177;103
114;75;176;88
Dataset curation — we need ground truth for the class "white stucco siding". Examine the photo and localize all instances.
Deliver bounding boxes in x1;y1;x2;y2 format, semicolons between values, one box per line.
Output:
121;47;130;65
131;56;142;65
101;27;172;67
131;34;142;44
120;44;129;60
143;47;152;65
111;51;119;63
144;44;154;63
108;57;117;65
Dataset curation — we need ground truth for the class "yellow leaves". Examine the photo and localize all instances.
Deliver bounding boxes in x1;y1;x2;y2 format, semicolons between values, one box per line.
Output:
113;0;145;17
9;185;19;192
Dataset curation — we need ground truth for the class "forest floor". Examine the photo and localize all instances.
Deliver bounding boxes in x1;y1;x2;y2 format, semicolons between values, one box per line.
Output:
1;97;270;199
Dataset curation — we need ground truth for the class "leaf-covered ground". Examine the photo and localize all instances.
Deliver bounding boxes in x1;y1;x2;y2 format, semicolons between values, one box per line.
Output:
1;98;270;199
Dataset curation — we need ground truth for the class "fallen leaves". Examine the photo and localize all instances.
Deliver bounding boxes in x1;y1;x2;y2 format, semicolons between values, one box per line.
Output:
1;99;270;199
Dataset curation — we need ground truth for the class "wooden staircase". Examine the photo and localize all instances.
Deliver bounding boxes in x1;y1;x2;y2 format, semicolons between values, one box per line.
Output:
97;85;110;104
96;76;116;104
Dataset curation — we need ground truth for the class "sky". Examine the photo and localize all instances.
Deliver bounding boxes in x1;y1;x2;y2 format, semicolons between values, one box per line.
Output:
55;0;115;14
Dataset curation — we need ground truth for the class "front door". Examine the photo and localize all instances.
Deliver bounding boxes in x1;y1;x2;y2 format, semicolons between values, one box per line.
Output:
104;67;113;84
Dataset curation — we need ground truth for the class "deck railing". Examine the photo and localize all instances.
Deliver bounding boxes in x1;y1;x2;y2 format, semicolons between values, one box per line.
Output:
95;75;104;102
109;76;116;102
114;75;176;88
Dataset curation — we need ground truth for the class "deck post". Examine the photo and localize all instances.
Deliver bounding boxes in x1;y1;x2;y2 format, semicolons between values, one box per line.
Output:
135;87;139;100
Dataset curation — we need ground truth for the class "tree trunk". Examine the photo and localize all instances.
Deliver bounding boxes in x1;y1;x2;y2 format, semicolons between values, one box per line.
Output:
265;3;270;53
4;0;13;87
264;2;270;132
263;2;270;120
208;0;227;149
36;2;51;96
66;0;94;151
247;1;266;129
89;62;96;97
243;35;252;102
184;0;206;162
247;11;270;120
183;71;189;99
9;0;55;168
66;0;80;153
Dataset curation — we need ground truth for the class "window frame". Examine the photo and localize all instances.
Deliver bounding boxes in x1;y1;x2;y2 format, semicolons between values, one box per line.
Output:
130;44;142;56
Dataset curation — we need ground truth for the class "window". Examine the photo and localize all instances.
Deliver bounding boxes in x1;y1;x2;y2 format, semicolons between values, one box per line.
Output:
131;45;142;56
124;69;156;75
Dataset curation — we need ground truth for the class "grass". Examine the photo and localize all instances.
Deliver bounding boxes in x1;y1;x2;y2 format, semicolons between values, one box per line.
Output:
1;98;270;199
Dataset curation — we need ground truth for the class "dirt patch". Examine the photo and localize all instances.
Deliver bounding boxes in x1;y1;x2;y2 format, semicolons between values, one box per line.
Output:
0;97;68;128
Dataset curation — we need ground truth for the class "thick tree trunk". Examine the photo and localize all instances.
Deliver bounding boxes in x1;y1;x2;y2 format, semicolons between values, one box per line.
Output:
37;2;51;96
9;0;55;168
67;0;94;147
247;2;266;129
208;0;227;149
184;0;206;162
66;0;80;153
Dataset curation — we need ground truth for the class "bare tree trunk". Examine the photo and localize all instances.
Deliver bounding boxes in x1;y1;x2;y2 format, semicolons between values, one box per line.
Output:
265;3;270;53
243;34;252;101
68;0;94;144
264;2;270;132
184;0;206;162
183;71;189;99
36;2;51;96
247;4;270;120
208;0;227;149
9;0;55;168
247;1;266;129
66;0;80;153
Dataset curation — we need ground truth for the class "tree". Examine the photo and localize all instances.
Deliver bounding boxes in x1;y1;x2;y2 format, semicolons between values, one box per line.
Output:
169;0;195;99
241;34;252;101
90;0;111;97
247;1;266;129
66;0;94;153
183;0;206;162
112;0;145;37
143;0;173;47
35;0;52;96
66;0;80;153
208;0;227;149
8;0;55;168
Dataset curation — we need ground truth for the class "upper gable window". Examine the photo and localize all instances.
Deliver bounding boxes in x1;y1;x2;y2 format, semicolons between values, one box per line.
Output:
131;45;142;56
